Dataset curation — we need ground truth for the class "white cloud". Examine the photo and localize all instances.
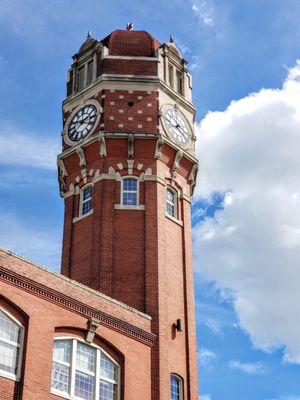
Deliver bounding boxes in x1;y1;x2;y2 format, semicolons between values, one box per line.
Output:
0;123;59;169
205;317;222;336
193;61;300;363
199;348;216;369
199;395;212;400
192;0;215;27
228;360;269;375
0;212;61;269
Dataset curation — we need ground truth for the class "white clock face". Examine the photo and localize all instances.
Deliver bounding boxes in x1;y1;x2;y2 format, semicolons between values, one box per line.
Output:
163;108;191;146
67;105;97;142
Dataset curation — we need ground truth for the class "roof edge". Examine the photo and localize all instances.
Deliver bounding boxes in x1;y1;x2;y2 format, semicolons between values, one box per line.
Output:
0;248;151;321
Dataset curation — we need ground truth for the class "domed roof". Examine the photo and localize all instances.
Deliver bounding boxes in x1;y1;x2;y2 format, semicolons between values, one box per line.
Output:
101;29;160;57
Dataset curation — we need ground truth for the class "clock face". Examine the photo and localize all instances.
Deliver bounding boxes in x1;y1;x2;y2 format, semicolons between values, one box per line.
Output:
163;107;191;146
67;105;97;142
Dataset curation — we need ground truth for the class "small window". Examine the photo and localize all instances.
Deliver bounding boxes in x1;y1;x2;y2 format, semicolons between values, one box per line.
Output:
169;64;174;88
77;66;85;91
87;60;94;86
51;338;120;400
166;188;177;218
0;308;23;381
170;375;183;400
121;178;138;206
176;70;183;94
80;186;93;216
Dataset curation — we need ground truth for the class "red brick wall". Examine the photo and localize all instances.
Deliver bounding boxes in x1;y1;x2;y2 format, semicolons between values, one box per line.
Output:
0;260;153;400
98;59;158;76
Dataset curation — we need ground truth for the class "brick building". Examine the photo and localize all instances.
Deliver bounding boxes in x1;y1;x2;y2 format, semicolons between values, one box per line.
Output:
0;26;199;400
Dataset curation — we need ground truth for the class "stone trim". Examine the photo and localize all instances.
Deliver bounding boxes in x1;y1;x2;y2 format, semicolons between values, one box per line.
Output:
114;204;145;211
0;265;155;347
165;212;184;227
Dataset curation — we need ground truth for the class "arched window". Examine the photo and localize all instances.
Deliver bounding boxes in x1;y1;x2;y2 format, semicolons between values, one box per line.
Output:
166;188;177;218
121;177;139;206
0;308;24;381
170;374;183;400
51;338;120;400
80;185;93;216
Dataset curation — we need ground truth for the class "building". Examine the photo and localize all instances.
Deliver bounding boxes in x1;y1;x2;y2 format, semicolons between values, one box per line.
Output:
0;25;199;400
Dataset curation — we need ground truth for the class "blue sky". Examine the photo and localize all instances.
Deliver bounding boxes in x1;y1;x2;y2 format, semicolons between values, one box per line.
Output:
1;1;300;399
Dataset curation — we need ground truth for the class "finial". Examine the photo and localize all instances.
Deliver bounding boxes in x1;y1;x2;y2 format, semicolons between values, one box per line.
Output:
87;31;92;39
126;22;134;31
170;34;175;43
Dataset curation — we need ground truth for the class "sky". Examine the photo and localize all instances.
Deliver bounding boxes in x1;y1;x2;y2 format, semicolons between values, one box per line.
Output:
0;1;300;399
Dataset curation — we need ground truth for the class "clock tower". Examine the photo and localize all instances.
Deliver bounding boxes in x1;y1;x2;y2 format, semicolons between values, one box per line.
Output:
58;27;198;400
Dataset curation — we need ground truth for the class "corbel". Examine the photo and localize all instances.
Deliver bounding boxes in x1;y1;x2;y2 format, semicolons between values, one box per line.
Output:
57;158;68;177
173;149;183;170
76;146;86;167
188;163;199;195
155;134;164;159
128;134;134;158
57;158;68;196
86;318;100;343
98;132;107;157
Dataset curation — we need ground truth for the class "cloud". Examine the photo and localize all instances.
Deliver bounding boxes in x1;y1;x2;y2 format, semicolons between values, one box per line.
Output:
192;0;215;27
205;317;222;336
0;122;59;169
199;395;212;400
193;61;300;363
228;360;269;375
0;212;61;269
199;348;217;369
269;396;300;400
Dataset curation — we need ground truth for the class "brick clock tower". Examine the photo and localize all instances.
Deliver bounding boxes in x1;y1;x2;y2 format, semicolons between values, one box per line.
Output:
58;26;199;400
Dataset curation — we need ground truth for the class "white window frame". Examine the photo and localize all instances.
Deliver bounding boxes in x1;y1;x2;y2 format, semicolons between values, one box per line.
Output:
51;337;120;400
166;187;178;219
0;306;24;382
121;176;139;207
170;374;184;400
79;184;93;218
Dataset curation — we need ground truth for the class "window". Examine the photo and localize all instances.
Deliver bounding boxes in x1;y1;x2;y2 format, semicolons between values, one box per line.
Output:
51;338;120;400
0;308;23;380
176;70;183;95
121;178;138;206
170;375;183;400
87;60;94;86
166;188;177;218
169;64;174;88
80;186;93;216
77;66;85;91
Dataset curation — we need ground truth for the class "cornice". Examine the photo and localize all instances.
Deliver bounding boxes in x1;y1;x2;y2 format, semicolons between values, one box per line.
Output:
0;265;156;347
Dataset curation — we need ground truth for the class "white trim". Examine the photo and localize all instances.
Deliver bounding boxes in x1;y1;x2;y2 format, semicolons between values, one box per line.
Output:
79;184;93;218
165;212;183;227
51;337;120;400
121;176;139;206
166;187;178;219
114;204;145;210
73;209;93;223
0;306;24;382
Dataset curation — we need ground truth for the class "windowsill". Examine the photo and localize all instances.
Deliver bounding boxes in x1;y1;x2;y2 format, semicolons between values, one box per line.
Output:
50;389;71;399
0;370;19;382
72;209;94;223
165;212;184;226
114;204;145;210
